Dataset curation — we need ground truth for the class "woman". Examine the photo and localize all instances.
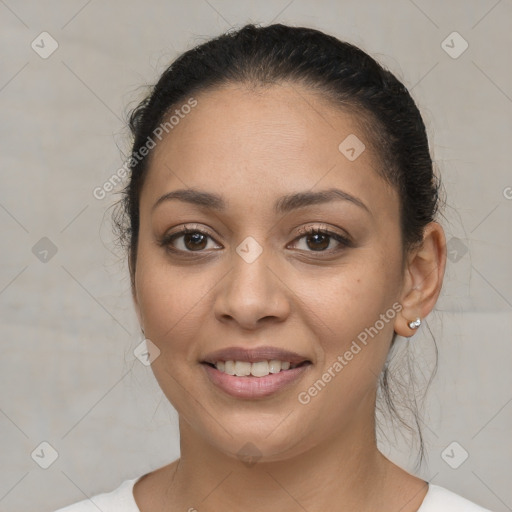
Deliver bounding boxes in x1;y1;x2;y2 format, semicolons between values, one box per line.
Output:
55;23;493;512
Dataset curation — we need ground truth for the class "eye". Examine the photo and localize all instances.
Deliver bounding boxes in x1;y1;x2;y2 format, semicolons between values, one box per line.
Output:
289;226;351;253
160;225;221;253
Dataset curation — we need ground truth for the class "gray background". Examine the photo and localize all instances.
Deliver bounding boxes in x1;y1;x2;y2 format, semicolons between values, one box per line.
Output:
0;1;511;511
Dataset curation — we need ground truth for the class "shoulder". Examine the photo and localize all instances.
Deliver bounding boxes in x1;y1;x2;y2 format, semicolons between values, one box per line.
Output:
419;484;494;511
53;477;140;512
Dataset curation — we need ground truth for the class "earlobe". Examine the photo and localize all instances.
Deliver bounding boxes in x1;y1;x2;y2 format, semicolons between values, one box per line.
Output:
394;222;447;338
394;288;424;337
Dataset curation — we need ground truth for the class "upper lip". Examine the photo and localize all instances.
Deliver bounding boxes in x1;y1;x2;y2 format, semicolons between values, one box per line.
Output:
201;346;310;365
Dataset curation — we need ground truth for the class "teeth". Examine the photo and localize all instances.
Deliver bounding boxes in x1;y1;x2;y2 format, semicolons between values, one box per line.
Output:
224;360;235;375
214;360;299;377
234;361;251;376
251;361;269;377
268;359;282;373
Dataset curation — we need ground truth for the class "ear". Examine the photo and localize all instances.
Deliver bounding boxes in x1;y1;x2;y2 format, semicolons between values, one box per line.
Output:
394;221;447;338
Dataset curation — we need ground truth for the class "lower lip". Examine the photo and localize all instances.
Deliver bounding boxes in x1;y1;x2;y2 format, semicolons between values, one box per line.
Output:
202;363;310;399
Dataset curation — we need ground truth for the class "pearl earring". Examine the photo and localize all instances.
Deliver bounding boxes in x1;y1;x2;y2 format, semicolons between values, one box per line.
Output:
408;317;421;329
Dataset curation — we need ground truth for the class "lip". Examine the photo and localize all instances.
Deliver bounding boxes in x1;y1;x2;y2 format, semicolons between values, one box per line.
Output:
202;363;311;399
201;345;310;365
200;345;312;399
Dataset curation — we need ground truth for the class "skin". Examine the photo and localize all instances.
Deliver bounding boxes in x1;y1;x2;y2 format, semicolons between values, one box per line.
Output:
130;82;447;512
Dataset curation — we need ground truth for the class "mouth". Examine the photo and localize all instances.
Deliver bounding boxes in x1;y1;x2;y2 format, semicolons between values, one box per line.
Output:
203;359;310;377
200;346;312;399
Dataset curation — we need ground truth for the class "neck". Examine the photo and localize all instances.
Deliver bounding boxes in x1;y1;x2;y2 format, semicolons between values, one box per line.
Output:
162;414;397;511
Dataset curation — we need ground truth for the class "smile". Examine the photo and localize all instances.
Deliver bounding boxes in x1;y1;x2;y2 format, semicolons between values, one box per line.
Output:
200;345;312;398
210;359;305;377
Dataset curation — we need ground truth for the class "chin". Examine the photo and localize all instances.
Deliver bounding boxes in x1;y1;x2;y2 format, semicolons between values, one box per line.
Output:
193;410;316;464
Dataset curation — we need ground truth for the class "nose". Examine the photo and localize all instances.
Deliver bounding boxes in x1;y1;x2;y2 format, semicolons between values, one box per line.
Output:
213;247;291;330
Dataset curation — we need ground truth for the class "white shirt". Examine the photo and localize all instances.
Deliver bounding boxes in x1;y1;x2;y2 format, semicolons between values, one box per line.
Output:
54;477;494;511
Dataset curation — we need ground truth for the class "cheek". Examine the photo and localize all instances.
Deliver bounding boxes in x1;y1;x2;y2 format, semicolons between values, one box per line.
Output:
292;258;401;426
134;247;231;369
138;276;199;338
134;254;211;408
134;249;202;347
300;259;396;340
294;247;402;399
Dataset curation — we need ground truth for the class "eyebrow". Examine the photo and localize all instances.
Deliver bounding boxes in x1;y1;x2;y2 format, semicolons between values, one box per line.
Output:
152;187;371;215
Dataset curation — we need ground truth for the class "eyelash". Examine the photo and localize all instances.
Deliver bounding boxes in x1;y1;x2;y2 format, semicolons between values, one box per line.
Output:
159;224;352;256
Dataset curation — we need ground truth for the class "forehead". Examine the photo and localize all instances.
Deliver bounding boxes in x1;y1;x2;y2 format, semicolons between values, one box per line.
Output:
141;82;398;222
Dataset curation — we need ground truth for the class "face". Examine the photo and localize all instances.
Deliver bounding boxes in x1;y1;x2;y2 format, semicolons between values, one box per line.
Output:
132;82;407;461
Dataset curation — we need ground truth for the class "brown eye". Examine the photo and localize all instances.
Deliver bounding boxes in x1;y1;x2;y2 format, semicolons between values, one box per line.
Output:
182;232;208;251
161;228;220;253
290;227;351;253
305;232;330;251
